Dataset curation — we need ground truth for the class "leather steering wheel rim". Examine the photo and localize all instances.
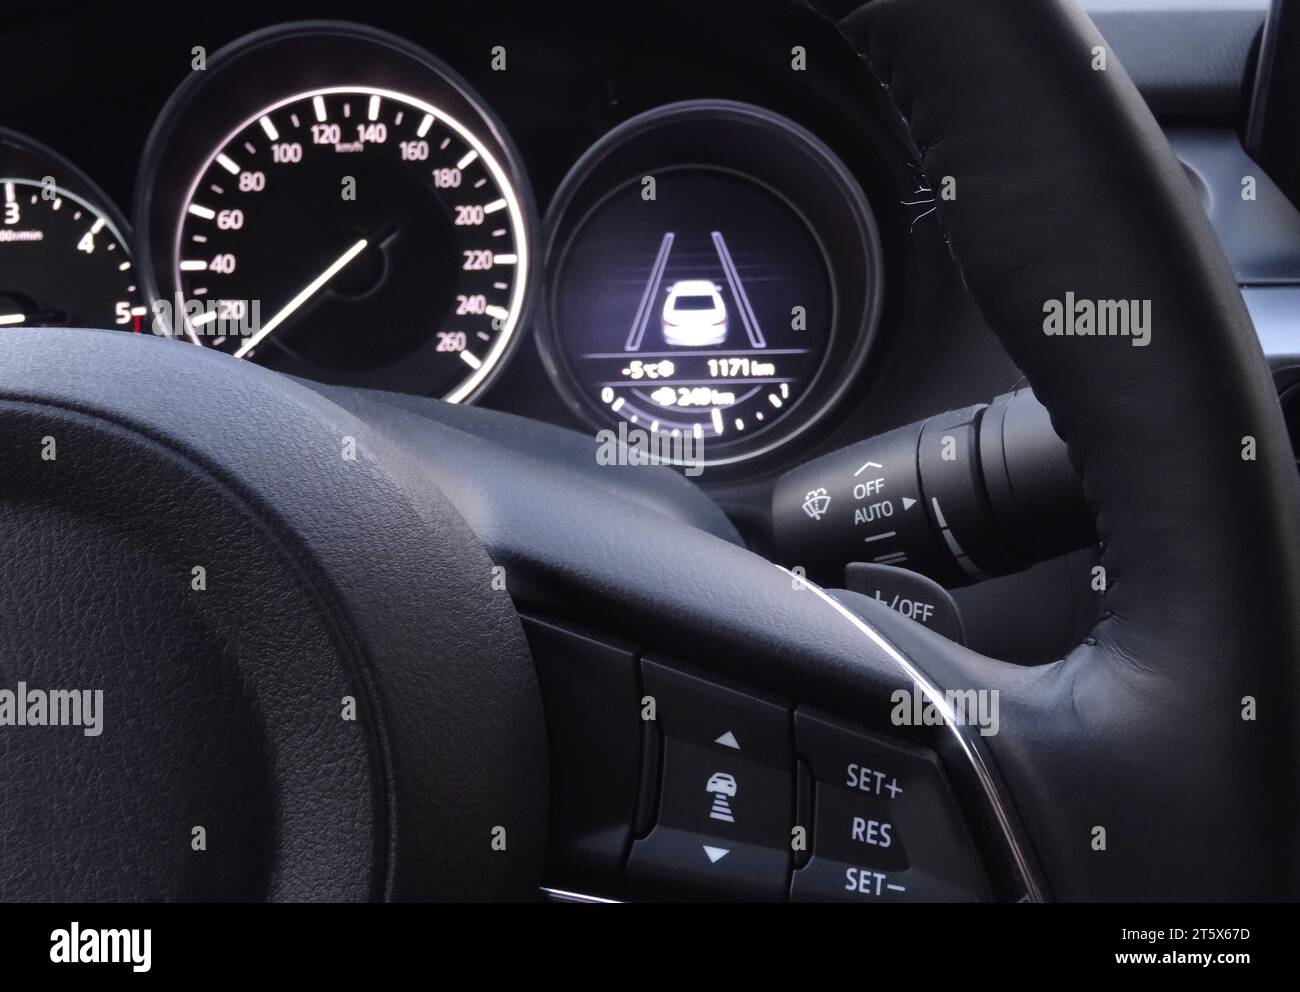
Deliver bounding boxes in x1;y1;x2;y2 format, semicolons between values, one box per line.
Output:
812;0;1300;900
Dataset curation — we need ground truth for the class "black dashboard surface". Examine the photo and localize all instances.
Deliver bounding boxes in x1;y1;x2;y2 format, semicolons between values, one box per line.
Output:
0;0;1268;481
0;0;1286;663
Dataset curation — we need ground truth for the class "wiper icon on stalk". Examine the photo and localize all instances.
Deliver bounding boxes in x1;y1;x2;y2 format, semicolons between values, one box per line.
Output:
802;488;832;521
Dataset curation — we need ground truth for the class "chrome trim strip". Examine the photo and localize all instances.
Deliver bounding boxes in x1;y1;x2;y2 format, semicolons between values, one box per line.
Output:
1244;287;1300;366
541;886;623;904
780;566;1047;903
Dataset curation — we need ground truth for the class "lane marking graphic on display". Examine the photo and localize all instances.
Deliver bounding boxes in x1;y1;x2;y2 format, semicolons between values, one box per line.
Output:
711;230;766;348
624;232;675;351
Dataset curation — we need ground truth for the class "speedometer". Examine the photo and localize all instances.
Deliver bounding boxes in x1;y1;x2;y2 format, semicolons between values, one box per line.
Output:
173;85;527;397
135;23;535;400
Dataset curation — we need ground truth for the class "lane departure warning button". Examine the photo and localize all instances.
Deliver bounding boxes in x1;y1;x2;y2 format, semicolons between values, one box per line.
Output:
627;659;793;900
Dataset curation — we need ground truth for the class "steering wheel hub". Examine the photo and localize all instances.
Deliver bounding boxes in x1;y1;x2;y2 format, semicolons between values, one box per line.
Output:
0;330;548;901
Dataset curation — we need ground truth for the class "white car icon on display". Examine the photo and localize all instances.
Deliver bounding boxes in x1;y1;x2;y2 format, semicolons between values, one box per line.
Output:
662;280;728;346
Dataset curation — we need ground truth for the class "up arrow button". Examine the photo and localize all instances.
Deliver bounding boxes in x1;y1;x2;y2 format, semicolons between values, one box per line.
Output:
714;731;740;750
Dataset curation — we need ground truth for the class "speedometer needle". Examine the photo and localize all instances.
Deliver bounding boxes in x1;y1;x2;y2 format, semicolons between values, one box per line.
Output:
233;238;369;358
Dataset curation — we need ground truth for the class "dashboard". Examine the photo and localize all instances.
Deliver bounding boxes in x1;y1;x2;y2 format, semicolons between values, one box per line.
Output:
3;0;1298;914
2;0;1296;656
0;0;978;491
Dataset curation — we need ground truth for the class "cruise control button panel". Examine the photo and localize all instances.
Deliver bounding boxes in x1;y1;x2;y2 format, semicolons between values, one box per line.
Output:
530;636;998;901
627;659;793;900
791;707;987;902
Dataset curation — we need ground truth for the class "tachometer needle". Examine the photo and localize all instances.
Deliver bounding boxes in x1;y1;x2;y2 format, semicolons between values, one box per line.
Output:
0;312;26;326
233;238;369;358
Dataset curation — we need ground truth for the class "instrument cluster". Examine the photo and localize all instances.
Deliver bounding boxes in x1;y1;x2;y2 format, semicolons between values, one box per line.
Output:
0;14;895;473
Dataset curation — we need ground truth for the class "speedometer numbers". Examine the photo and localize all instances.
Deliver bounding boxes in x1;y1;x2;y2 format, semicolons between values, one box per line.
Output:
174;87;528;398
136;24;536;400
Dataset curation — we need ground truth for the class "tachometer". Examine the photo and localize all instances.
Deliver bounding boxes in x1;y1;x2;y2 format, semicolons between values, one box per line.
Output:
135;23;535;400
1;129;144;332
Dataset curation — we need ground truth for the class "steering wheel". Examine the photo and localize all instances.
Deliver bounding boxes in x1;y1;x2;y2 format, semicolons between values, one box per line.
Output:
2;0;1297;901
